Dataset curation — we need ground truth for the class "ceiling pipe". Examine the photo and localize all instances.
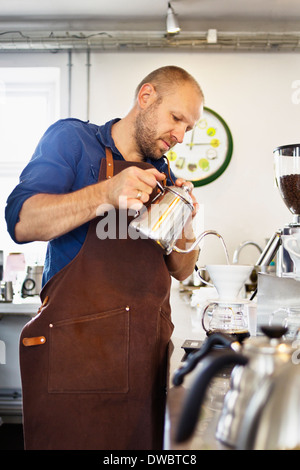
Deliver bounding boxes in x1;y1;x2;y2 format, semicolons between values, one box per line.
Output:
86;48;91;120
0;31;300;52
67;50;72;117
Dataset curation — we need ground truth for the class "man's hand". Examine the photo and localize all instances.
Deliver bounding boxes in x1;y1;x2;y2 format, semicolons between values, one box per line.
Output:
174;178;199;217
103;167;166;211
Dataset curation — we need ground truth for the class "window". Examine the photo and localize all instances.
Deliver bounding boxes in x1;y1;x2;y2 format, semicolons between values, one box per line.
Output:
0;67;60;175
0;67;60;264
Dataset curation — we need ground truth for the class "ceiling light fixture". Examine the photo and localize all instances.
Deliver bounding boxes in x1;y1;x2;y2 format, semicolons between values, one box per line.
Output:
166;2;181;35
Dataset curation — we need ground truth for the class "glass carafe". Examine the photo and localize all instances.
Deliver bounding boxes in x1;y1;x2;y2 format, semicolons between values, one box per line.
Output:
202;300;250;341
269;305;300;339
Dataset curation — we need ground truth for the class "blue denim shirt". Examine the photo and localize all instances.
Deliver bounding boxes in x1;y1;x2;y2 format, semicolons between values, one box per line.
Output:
5;118;176;286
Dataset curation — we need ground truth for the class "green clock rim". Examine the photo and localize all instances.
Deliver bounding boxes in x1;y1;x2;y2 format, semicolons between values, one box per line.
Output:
191;107;233;187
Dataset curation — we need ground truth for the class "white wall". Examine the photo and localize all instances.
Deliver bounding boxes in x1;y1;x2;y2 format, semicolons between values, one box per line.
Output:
1;50;300;268
0;53;70;266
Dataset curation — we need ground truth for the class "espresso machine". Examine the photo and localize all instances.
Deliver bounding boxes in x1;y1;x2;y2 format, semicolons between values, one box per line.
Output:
256;144;300;277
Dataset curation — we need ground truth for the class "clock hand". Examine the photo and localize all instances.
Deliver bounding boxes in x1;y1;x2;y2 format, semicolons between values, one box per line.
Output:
186;142;211;146
186;139;220;148
187;127;196;150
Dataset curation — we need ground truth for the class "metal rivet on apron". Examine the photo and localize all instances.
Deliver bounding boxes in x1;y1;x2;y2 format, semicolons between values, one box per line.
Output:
49;323;53;328
125;306;130;311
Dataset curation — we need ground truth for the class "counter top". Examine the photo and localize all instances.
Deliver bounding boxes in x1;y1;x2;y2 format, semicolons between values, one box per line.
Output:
0;298;40;316
165;283;230;450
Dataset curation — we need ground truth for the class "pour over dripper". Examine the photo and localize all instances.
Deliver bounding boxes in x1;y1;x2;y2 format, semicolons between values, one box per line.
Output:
199;264;253;301
200;265;253;338
274;144;300;225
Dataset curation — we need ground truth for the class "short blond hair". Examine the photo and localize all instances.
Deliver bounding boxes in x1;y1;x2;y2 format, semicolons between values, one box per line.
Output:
135;65;204;100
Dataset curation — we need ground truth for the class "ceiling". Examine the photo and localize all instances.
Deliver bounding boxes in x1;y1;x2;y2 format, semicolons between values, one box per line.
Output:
1;0;300;52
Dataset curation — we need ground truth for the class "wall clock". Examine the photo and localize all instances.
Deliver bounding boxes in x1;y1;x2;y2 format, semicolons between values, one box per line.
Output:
166;107;233;186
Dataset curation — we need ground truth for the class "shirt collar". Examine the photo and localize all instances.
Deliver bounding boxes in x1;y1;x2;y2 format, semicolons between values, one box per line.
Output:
96;118;124;159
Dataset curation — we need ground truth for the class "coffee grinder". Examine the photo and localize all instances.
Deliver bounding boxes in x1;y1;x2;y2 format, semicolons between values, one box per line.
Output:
257;144;300;276
274;144;300;276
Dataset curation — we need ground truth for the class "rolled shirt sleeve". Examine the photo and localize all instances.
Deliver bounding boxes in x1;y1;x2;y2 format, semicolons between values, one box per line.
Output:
5;119;98;242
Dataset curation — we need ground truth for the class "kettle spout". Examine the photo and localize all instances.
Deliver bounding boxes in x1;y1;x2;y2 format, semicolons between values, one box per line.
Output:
173;230;227;256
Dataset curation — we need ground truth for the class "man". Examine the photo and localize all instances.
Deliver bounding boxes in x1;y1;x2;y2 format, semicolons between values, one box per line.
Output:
6;65;204;450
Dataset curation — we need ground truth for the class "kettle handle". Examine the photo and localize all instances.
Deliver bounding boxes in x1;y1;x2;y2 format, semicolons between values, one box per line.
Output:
175;351;248;443
149;181;165;205
156;181;165;193
201;302;217;333
172;332;239;386
196;267;214;288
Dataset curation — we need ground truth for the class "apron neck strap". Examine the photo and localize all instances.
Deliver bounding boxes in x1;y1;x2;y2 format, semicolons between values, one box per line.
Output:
105;147;172;186
105;147;114;179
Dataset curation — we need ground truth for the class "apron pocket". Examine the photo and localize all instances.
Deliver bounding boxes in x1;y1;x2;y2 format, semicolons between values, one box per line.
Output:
48;306;130;393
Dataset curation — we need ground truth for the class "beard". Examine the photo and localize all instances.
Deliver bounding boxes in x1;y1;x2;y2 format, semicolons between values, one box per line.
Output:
133;100;165;161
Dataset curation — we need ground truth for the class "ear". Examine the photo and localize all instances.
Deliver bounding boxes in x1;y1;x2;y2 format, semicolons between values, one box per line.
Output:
137;83;157;109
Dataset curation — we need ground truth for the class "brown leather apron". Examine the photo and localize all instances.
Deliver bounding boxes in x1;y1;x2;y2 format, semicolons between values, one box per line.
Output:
19;148;173;450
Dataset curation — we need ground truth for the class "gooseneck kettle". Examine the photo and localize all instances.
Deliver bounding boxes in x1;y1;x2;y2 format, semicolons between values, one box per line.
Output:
129;182;225;255
238;360;300;450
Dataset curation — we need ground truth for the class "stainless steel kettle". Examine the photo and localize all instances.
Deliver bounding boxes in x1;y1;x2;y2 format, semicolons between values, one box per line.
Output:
174;326;295;446
129;182;224;255
238;360;300;450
